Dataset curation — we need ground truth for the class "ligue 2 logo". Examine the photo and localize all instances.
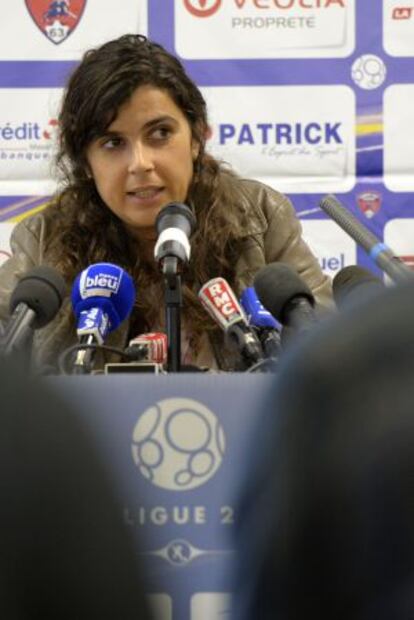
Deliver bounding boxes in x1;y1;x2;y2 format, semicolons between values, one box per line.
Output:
183;0;222;18
131;398;226;491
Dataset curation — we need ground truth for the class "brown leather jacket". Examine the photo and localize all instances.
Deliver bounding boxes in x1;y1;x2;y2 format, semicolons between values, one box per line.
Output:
0;179;332;371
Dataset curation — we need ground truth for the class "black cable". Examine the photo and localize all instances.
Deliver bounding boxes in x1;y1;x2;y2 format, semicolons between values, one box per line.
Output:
246;357;278;373
58;343;133;375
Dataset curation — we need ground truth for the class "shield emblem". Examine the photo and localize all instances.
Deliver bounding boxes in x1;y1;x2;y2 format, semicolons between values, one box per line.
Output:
357;192;381;219
25;0;87;45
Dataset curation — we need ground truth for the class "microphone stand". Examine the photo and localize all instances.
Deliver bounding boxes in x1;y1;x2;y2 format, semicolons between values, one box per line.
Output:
162;256;182;372
72;334;95;375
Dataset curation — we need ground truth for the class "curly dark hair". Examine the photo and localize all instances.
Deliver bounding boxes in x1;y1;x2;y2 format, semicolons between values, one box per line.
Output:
46;34;251;346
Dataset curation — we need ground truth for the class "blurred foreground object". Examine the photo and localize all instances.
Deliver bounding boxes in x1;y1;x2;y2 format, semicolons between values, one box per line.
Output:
235;279;414;620
0;359;152;619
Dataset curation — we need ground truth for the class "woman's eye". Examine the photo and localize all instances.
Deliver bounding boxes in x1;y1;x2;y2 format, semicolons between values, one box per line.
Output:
101;136;123;149
151;126;171;141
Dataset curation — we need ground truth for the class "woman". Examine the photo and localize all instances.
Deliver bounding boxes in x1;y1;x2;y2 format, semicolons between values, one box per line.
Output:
0;34;332;372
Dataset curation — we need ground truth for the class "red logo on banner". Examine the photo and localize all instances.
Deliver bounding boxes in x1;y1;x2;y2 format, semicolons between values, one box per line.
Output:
43;118;59;140
183;0;222;18
392;7;413;19
25;1;87;45
400;255;414;270
357;192;382;219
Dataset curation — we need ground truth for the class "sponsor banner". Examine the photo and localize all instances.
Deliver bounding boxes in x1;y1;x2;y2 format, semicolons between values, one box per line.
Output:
0;0;147;60
384;0;414;56
0;89;63;195
0;223;14;267
202;85;356;193
0;195;49;223
175;0;355;59
300;219;357;277
384;218;414;270
384;85;414;192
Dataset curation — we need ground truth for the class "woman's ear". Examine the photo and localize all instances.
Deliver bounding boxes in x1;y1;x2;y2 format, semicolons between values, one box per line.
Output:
191;140;200;161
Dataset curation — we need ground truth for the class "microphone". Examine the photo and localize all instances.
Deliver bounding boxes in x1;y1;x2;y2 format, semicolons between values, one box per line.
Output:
198;277;264;368
154;202;196;372
320;194;413;283
154;202;196;268
254;263;317;335
105;333;167;375
70;263;136;374
125;332;168;364
240;287;282;360
0;265;66;358
333;265;385;309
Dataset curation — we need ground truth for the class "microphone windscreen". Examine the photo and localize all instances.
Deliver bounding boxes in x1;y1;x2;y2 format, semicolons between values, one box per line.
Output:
240;287;280;329
333;265;384;309
254;263;314;322
155;202;196;236
10;265;66;328
71;263;135;332
154;202;196;265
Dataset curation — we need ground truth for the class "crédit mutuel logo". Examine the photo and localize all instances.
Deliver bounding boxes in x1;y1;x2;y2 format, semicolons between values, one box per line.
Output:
183;0;345;18
0;118;58;163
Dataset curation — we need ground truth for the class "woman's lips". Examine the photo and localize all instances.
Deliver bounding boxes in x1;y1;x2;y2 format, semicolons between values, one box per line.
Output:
126;187;164;203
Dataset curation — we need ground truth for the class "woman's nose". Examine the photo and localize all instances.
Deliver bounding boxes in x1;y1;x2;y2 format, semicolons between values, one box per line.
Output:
127;142;154;174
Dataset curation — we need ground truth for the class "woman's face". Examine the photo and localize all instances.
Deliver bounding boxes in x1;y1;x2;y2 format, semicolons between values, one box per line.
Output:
86;85;199;240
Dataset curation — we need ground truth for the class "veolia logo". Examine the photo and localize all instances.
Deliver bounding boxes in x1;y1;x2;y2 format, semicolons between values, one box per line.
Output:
183;0;222;18
131;398;226;491
183;0;345;15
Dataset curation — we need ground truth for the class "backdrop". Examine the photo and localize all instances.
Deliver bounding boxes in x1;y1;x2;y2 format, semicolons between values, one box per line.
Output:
0;0;413;282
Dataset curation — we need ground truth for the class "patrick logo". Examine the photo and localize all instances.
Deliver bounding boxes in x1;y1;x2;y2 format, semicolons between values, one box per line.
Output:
183;0;222;18
25;0;87;45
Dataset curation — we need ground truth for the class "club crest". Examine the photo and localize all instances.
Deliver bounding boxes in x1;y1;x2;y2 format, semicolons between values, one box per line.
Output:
25;0;87;45
357;191;382;219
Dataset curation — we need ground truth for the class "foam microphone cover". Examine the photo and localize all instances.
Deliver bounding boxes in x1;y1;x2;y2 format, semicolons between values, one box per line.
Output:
154;202;197;265
10;265;66;329
71;263;135;332
333;265;385;309
155;202;196;236
254;262;314;323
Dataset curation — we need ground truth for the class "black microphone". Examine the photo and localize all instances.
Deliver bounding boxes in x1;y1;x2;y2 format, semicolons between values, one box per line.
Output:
333;265;385;309
254;263;317;335
320;194;413;283
0;266;66;357
154;203;196;373
154;202;196;268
